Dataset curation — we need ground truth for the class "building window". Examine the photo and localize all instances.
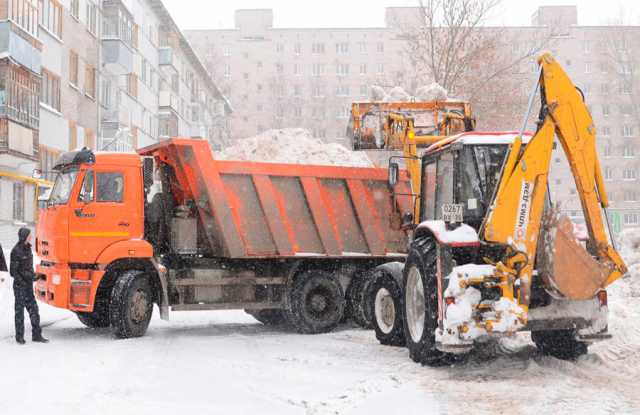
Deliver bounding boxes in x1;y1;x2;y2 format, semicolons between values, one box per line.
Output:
624;213;639;225
86;0;98;35
623;125;634;137
358;42;367;54
602;104;610;116
624;191;638;202
604;166;613;181
312;63;325;76
294;106;302;118
584;62;591;74
377;42;384;53
276;63;284;74
336;84;349;96
224;64;231;78
294;43;302;55
276;43;284;53
621;104;632;117
600;84;609;96
69;51;79;87
41;69;60;111
70;0;79;19
312;43;325;54
85;65;96;98
360;84;368;97
126;73;138;98
39;0;63;38
359;63;367;75
583;40;591;54
223;45;231;57
623;168;637;180
336;63;349;77
377;63;384;74
312;85;324;98
293;63;302;75
9;0;38;37
336;42;349;54
601;126;611;136
13;182;24;221
623;146;635;158
620;81;632;95
604;145;612;158
294;84;302;97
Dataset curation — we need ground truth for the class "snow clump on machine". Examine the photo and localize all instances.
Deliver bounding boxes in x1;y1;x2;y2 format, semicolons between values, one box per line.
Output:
216;128;373;167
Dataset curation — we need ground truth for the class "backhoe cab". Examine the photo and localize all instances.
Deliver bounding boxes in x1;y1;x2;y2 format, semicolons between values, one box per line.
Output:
369;53;628;364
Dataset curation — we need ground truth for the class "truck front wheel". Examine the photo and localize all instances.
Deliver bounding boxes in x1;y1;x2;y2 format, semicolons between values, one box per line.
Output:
287;270;345;334
109;271;153;339
371;274;405;347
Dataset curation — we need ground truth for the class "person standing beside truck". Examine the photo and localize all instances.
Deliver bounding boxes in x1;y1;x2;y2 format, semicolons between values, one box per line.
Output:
10;228;48;345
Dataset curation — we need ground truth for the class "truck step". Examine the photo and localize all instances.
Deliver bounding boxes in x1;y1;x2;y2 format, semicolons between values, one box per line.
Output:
172;277;285;287
171;302;283;311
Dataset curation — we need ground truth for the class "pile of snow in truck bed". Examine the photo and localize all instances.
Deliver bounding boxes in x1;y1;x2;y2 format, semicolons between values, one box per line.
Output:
216;128;373;167
370;83;449;102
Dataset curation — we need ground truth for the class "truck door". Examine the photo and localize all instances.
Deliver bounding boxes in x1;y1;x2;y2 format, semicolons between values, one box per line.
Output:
68;167;136;264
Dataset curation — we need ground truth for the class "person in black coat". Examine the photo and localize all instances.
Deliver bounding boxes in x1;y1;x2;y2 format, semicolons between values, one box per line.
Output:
10;227;48;344
0;241;7;276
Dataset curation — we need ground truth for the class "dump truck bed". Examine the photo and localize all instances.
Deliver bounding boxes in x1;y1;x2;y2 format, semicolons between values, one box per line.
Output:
139;138;412;259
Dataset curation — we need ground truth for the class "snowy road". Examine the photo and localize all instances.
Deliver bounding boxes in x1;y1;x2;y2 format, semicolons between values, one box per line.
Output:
1;277;640;415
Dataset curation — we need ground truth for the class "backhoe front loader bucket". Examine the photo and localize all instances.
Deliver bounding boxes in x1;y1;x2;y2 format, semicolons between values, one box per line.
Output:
539;212;610;300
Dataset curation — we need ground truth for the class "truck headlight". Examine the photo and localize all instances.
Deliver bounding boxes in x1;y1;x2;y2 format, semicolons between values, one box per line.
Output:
52;274;61;285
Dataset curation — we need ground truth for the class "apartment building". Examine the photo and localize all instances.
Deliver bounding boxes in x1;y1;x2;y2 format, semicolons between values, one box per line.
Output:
0;0;230;235
187;6;640;234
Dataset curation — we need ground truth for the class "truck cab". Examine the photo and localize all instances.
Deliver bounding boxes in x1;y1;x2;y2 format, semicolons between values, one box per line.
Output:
35;148;149;313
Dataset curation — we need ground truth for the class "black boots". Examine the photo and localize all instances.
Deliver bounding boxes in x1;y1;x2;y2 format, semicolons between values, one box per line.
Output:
32;335;49;343
16;337;25;345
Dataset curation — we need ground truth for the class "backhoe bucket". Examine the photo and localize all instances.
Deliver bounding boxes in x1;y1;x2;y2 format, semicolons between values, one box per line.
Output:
538;213;610;300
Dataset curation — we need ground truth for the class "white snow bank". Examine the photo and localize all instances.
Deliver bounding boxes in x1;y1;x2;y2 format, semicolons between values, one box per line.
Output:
368;83;449;103
217;128;373;167
415;82;448;102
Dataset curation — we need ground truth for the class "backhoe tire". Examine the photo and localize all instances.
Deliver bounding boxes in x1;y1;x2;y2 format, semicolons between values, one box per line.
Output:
76;304;110;329
245;309;287;326
402;236;461;366
345;271;374;329
109;271;153;339
532;329;588;360
371;273;405;347
287;269;345;334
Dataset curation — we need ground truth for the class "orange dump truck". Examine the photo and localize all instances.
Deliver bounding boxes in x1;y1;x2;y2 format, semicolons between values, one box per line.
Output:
34;138;412;338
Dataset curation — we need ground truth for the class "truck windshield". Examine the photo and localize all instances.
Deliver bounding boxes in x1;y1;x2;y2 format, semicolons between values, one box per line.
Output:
458;145;509;219
49;169;79;205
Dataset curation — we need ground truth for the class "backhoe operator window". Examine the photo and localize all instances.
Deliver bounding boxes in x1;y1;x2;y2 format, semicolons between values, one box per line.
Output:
421;162;437;221
97;172;124;203
434;152;454;220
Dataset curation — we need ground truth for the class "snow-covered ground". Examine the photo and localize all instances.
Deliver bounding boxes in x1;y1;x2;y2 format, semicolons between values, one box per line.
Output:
1;233;640;414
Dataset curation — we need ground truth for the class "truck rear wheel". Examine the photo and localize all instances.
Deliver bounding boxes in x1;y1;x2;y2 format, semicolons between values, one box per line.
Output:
109;271;153;339
345;271;374;329
532;329;588;360
245;309;287;326
287;270;345;334
371;274;405;347
402;236;459;366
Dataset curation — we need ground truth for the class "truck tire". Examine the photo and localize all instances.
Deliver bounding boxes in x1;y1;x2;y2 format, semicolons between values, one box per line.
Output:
76;304;110;329
109;271;153;339
371;274;405;346
245;309;287;326
345;271;374;329
402;236;459;366
532;329;588;360
287;269;345;334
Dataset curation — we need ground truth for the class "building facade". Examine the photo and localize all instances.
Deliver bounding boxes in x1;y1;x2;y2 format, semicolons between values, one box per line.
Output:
187;6;640;234
0;0;229;237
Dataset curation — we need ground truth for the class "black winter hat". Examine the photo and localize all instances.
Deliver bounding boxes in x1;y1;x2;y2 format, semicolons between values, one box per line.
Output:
18;227;31;243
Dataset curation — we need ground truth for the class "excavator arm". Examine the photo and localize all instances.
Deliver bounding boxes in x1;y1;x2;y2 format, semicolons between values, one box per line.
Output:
483;53;627;307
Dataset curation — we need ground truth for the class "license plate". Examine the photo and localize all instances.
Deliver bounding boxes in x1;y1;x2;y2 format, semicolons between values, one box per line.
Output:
442;204;464;223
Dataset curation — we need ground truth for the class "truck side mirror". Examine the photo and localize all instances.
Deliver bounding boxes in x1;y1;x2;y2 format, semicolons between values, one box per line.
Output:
388;162;399;187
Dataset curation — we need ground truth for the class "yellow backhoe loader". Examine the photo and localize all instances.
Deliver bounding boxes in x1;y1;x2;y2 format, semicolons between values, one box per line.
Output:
363;52;628;363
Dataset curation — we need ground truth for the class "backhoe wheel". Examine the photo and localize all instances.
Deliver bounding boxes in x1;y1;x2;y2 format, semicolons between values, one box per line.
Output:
245;309;287;326
76;298;110;329
345;271;374;329
402;236;460;366
109;271;153;339
532;329;588;360
287;269;345;334
371;274;405;347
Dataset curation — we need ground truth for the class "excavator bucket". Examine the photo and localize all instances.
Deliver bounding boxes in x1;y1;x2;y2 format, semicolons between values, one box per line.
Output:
538;211;610;300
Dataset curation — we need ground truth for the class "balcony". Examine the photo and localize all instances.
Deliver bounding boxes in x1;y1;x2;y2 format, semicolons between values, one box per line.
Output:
159;91;179;114
102;38;133;75
0;119;38;161
159;47;179;74
0;22;41;73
